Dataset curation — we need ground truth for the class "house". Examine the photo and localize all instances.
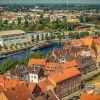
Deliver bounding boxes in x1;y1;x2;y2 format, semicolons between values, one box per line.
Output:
0;76;24;90
0;84;33;100
76;56;97;76
48;67;81;99
28;58;47;66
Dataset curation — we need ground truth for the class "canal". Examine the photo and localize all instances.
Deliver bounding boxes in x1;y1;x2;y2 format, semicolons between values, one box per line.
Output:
0;43;63;64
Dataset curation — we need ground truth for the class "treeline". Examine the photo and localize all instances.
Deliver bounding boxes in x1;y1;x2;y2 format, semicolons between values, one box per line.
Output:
69;32;89;39
0;16;80;31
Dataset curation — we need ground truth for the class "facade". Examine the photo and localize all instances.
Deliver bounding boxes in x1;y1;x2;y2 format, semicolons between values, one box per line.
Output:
27;32;50;42
48;67;81;99
0;30;32;47
76;56;97;76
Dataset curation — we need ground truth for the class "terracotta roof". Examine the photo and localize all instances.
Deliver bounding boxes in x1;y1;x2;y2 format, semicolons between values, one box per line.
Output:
94;39;100;45
45;62;60;71
3;84;33;100
28;82;36;93
48;67;81;85
82;36;93;48
3;90;15;100
38;80;47;93
80;93;100;100
0;85;5;93
71;40;84;46
61;60;79;69
28;58;46;66
14;84;33;100
0;76;24;90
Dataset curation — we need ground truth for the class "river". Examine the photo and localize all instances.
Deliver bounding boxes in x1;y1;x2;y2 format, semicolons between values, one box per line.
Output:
0;43;63;64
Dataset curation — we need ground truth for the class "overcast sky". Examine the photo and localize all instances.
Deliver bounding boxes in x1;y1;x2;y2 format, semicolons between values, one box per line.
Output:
0;0;100;4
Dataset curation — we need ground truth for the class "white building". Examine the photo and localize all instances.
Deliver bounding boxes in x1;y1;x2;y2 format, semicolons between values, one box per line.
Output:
0;30;32;47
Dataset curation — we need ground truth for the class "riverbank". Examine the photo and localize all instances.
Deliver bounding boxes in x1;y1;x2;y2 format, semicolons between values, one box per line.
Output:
0;41;52;59
0;43;63;64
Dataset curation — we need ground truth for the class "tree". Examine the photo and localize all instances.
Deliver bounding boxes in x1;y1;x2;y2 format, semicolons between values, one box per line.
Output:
46;51;52;57
30;51;42;59
91;43;97;52
17;17;22;25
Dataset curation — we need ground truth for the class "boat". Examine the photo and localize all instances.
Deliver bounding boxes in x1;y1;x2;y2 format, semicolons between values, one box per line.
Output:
0;55;6;59
30;43;53;51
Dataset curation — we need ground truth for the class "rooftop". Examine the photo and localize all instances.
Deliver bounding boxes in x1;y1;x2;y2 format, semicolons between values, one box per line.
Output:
80;93;100;100
48;67;81;85
0;30;25;36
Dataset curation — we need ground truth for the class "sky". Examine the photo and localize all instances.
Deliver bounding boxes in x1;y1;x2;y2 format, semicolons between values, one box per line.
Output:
0;0;100;4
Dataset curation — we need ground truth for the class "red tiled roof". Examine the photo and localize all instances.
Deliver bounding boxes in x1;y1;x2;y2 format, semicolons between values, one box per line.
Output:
82;36;93;48
3;84;33;100
0;76;24;90
28;58;46;66
71;40;84;46
0;85;5;93
14;84;33;100
80;93;100;100
61;60;79;69
38;80;47;93
94;39;100;45
3;90;15;100
48;67;81;85
28;82;36;93
45;62;60;71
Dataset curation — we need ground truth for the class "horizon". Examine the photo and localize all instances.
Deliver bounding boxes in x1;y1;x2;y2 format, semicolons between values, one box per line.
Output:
0;0;100;4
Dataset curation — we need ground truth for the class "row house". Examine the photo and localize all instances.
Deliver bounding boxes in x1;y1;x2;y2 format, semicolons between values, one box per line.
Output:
76;56;97;76
48;67;81;99
93;38;100;68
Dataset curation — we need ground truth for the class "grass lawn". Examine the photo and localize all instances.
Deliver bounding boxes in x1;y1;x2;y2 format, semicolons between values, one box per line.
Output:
84;73;100;84
85;74;100;85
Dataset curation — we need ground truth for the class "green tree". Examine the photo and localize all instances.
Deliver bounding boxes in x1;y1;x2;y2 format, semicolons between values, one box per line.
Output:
91;43;97;52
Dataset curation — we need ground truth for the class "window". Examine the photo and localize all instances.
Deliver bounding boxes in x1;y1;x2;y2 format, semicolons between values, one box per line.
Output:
34;76;36;79
31;76;33;78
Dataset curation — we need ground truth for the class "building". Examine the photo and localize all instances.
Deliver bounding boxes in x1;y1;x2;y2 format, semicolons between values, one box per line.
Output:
0;30;32;47
27;32;50;42
0;84;33;100
48;67;81;99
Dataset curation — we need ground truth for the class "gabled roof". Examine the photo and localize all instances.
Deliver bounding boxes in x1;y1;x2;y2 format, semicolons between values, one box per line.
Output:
14;84;33;100
80;93;100;100
28;82;36;93
38;80;47;93
61;60;79;69
28;58;46;66
48;67;81;85
2;84;33;100
0;76;24;90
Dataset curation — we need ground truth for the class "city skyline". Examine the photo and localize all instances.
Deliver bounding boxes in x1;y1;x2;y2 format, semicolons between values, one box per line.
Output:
0;0;100;4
